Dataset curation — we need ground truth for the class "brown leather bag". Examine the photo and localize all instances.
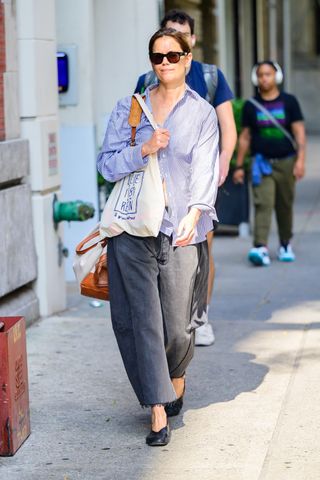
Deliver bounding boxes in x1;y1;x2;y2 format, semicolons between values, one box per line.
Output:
80;255;109;300
76;96;144;301
75;229;109;300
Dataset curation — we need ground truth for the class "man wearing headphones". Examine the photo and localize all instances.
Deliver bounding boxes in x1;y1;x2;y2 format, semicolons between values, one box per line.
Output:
234;61;306;266
135;9;237;346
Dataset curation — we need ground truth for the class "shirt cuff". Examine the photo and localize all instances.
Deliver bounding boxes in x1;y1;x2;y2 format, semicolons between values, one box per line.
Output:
189;203;218;221
130;143;149;169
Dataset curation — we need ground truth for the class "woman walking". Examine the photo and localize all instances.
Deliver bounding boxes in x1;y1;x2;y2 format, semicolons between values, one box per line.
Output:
97;28;219;446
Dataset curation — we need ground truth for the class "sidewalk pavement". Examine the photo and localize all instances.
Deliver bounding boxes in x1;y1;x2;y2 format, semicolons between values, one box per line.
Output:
1;137;319;480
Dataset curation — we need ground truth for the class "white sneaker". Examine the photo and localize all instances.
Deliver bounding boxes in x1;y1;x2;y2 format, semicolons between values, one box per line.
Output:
248;246;271;266
278;244;295;262
195;323;215;346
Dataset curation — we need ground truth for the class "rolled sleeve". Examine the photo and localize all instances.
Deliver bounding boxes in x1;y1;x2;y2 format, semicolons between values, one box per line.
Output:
97;97;148;182
188;108;220;219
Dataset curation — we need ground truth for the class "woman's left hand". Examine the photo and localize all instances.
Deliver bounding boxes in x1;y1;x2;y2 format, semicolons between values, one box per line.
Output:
176;208;201;247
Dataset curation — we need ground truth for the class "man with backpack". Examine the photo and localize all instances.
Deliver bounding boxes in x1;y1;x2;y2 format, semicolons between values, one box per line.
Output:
135;9;237;347
234;61;306;266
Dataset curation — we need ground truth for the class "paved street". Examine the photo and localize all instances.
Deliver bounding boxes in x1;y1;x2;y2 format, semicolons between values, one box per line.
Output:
1;137;319;480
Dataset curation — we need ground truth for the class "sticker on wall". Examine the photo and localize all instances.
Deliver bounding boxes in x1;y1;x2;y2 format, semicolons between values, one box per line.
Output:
48;133;58;176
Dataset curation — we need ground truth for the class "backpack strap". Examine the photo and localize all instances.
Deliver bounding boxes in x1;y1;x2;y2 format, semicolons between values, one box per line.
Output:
201;63;218;104
128;95;145;146
143;70;158;91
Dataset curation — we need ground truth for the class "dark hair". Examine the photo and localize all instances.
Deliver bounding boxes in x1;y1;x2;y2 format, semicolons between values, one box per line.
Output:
256;60;277;72
149;28;191;56
161;9;195;35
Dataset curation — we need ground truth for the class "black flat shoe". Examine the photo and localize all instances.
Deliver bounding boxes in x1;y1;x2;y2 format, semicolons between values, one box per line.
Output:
146;423;171;446
165;377;186;417
165;396;184;417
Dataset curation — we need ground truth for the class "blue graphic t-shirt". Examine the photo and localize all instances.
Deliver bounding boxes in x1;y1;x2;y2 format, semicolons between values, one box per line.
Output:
242;92;304;158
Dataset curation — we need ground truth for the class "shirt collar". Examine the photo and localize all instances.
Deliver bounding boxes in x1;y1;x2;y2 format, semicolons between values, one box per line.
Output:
184;83;198;99
144;82;198;101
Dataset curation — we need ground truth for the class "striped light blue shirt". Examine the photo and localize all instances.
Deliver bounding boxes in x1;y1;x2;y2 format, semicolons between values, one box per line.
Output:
97;84;220;245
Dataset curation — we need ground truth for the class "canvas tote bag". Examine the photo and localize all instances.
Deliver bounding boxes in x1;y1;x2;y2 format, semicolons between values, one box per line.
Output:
100;93;165;238
73;94;165;300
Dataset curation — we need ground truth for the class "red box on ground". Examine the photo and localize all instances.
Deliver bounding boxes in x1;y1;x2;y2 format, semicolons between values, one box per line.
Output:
0;317;31;456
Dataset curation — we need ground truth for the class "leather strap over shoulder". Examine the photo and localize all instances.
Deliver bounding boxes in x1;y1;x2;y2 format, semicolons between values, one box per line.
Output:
129;95;145;146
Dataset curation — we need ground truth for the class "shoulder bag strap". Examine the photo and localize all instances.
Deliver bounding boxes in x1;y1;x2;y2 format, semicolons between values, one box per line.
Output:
128;95;146;146
201;63;218;104
248;97;297;151
133;93;158;131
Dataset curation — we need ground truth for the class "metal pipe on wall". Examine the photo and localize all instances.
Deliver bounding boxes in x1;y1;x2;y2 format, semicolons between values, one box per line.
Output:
217;0;228;74
268;0;277;60
283;0;292;91
256;0;266;60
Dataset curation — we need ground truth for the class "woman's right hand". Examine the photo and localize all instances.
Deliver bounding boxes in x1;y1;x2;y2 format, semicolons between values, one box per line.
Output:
141;129;170;157
233;168;245;184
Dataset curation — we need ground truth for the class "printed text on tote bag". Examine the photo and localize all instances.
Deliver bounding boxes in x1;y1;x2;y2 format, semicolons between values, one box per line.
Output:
114;172;145;219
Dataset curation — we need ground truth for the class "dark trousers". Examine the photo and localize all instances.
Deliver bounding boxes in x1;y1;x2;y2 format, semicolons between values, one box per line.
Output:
107;232;208;406
253;157;296;246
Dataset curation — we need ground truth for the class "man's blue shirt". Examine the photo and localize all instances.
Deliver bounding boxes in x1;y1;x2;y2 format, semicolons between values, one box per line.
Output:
134;59;234;108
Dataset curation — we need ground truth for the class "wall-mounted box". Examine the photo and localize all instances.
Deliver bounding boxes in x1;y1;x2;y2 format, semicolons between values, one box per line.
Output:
57;51;69;93
57;44;78;107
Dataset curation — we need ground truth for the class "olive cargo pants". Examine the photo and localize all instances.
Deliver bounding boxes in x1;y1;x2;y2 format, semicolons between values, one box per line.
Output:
253;156;296;246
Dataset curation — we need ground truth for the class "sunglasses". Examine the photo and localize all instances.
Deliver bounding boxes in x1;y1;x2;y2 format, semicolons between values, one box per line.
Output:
150;51;188;65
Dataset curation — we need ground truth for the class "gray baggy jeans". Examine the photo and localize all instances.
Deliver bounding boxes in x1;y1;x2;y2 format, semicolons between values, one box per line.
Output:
107;232;208;407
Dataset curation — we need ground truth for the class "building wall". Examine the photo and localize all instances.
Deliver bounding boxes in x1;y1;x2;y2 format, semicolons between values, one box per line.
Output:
16;0;66;316
94;0;160;145
0;1;39;324
56;0;101;281
56;0;160;280
0;4;6;140
291;0;320;133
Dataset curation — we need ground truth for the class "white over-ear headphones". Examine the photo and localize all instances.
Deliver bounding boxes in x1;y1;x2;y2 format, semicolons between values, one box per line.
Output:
251;61;283;86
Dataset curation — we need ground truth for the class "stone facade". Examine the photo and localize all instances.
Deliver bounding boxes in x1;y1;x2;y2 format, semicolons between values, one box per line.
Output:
0;1;39;325
0;183;37;297
0;3;6;140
